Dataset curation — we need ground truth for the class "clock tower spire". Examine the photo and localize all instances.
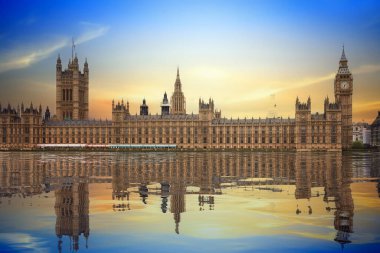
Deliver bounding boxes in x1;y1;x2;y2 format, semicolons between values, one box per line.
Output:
334;45;353;149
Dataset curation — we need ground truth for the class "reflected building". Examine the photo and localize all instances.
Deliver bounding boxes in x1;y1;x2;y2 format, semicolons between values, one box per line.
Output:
0;151;362;244
0;153;50;198
111;164;130;211
333;155;354;248
293;152;354;248
295;152;312;200
170;180;186;234
54;179;89;252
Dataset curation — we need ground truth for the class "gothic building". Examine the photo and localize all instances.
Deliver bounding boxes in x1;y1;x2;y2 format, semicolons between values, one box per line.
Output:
334;47;353;149
0;48;353;150
56;42;89;121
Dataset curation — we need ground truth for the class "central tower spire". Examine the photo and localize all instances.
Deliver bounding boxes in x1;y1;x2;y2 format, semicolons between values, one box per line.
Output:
174;66;182;91
171;67;186;115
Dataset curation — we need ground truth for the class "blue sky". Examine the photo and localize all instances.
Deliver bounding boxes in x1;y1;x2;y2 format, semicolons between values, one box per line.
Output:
0;0;379;121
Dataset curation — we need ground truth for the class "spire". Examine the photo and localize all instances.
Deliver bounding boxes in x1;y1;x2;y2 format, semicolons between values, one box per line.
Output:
71;37;76;61
56;54;62;71
340;44;347;62
174;67;182;91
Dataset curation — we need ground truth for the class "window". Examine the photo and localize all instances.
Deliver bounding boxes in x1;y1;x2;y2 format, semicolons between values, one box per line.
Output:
301;125;307;144
331;125;337;144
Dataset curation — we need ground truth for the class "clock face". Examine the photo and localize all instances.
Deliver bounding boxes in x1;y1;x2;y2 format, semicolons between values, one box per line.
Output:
341;81;349;89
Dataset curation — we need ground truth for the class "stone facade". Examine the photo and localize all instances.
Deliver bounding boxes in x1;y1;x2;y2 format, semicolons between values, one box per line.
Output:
0;48;353;150
56;52;89;121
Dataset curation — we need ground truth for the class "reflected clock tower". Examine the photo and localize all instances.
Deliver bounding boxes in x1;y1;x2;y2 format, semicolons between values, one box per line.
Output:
334;46;353;149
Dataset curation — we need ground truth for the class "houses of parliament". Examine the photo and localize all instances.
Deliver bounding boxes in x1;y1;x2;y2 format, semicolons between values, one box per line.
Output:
0;46;353;150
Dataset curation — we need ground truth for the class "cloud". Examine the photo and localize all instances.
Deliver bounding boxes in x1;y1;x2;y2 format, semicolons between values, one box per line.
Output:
226;72;336;104
76;22;110;45
0;22;109;73
353;64;380;75
227;62;380;105
0;40;68;73
0;232;48;252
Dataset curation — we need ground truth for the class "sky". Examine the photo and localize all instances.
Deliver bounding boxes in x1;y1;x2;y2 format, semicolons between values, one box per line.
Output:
0;0;379;122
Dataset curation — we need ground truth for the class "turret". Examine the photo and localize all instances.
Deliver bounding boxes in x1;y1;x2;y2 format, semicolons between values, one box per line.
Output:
140;98;149;116
199;97;216;121
56;54;62;72
295;97;311;111
44;106;51;121
84;58;89;75
72;54;79;70
112;99;129;121
161;92;170;115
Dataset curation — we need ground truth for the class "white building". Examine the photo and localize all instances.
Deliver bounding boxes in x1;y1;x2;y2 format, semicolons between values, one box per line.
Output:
353;122;371;145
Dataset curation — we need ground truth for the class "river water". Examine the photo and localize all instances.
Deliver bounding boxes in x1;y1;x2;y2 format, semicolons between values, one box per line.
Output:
0;151;379;252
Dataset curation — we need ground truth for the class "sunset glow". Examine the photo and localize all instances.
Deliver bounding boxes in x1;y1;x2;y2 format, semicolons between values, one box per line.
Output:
0;0;379;122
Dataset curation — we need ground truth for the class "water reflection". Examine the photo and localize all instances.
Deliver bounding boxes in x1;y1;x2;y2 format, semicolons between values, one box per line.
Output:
0;151;379;252
55;178;89;252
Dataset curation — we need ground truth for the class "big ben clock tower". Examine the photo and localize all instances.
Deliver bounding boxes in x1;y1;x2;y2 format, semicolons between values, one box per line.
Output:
334;46;353;149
